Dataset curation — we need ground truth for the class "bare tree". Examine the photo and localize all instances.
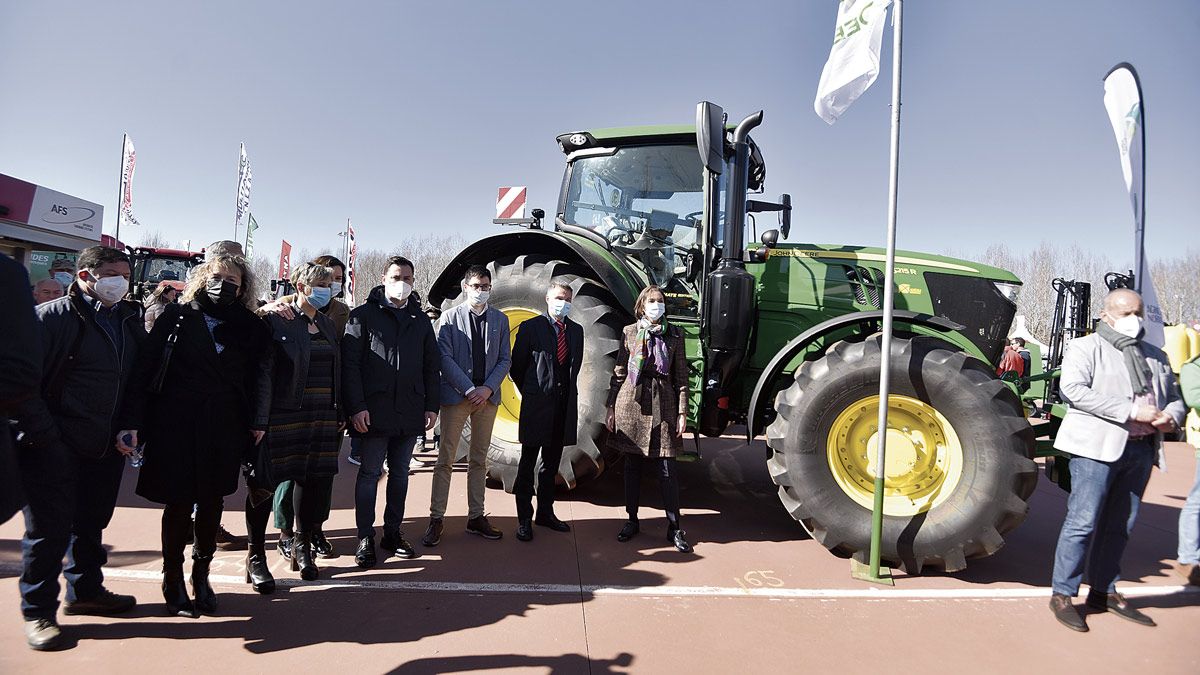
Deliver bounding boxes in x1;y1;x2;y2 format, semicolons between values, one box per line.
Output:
344;234;467;309
135;229;172;248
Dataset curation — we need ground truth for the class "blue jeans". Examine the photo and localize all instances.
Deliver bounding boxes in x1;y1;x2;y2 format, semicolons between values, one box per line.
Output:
354;435;419;539
19;444;125;619
1051;439;1154;596
1178;453;1200;565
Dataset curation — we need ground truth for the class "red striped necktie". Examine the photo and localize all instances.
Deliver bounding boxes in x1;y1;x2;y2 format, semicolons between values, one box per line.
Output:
556;321;567;365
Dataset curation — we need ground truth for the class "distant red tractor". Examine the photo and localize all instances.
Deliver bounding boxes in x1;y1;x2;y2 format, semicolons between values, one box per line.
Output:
126;246;205;300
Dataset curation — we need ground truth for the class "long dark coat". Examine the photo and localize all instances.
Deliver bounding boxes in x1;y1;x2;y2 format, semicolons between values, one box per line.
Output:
510;314;584;446
124;300;270;504
607;323;689;458
341;285;440;437
0;254;40;523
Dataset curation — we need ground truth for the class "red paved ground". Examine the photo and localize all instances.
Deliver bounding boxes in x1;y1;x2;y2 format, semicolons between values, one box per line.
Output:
1;438;1197;673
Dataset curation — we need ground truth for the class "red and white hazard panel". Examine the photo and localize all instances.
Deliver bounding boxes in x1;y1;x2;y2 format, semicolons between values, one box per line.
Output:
496;186;527;219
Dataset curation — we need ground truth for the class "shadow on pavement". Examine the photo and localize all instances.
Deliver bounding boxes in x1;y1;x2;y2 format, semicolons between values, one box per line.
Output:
389;651;634;674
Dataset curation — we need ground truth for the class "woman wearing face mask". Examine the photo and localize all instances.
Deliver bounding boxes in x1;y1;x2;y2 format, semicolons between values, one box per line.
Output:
251;262;343;583
605;285;693;553
118;254;271;617
257;254;350;561
144;281;180;332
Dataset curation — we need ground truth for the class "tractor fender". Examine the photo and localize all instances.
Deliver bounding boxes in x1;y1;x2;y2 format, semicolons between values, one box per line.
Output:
745;310;965;440
429;229;643;310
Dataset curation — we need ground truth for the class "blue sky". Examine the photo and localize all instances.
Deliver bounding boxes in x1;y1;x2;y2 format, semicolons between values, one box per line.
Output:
1;1;1196;268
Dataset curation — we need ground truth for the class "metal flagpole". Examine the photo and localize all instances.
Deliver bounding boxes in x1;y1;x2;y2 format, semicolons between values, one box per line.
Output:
115;133;127;243
868;0;904;582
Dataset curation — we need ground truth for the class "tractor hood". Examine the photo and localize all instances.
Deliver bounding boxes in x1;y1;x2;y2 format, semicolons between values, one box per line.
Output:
767;243;1021;283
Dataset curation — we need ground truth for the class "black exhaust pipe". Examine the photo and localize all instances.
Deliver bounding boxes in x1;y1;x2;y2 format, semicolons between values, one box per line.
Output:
700;110;763;436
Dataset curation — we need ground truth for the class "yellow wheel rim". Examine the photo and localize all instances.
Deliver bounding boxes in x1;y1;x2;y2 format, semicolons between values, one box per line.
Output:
493;307;539;444
826;394;964;517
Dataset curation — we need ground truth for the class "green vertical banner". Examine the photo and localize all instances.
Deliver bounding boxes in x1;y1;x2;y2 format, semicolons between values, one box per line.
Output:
246;213;259;258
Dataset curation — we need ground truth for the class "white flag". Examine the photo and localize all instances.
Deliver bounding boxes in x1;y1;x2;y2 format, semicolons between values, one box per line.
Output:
235;142;253;229
814;0;893;125
346;220;357;305
118;134;139;228
1102;64;1164;347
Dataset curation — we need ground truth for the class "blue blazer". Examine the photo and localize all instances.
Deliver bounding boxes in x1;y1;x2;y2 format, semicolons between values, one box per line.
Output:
438;302;511;406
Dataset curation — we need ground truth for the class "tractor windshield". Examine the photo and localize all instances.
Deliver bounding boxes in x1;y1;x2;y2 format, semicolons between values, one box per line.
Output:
562;144;718;316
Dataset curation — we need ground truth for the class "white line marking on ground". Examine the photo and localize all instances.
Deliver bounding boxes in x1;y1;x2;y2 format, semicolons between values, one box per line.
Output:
3;563;1196;601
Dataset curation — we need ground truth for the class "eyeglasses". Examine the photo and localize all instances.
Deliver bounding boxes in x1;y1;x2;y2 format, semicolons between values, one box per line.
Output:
467;283;492;291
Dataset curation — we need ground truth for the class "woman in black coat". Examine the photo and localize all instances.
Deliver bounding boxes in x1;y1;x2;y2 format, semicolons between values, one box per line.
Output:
252;262;343;583
119;254;270;617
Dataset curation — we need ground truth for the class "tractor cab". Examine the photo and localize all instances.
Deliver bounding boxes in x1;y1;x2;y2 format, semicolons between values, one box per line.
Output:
554;126;770;319
128;246;205;300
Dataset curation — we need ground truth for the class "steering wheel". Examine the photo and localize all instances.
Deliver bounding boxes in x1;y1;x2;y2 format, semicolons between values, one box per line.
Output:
683;210;703;224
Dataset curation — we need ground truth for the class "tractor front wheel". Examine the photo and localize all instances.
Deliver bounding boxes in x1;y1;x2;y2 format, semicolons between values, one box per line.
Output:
765;334;1037;573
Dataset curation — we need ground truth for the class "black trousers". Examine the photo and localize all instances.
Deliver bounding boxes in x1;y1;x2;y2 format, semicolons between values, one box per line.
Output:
624;454;681;525
162;498;223;565
243;471;274;549
515;385;568;521
292;477;334;533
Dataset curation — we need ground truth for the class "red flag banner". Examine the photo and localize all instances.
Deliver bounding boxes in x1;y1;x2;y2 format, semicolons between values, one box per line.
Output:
278;240;292;281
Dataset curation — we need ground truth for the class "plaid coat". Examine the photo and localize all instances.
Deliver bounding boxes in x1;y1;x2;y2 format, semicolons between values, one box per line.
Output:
606;323;689;458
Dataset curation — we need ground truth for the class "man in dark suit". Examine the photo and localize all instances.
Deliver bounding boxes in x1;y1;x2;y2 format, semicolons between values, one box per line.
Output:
510;282;583;541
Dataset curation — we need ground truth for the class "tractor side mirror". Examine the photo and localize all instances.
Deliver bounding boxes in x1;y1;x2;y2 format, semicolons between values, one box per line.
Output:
686;251;702;281
696;101;725;175
761;229;779;248
779;193;791;239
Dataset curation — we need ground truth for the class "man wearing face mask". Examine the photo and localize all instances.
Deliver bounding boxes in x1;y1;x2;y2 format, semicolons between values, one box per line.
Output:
15;246;143;650
509;282;584;541
342;255;440;567
423;265;511;546
1048;288;1185;633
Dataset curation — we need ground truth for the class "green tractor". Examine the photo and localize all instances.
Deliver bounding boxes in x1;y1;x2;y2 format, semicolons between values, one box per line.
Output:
429;102;1036;573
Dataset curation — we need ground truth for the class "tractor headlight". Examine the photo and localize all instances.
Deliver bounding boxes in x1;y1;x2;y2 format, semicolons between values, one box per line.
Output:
993;281;1021;305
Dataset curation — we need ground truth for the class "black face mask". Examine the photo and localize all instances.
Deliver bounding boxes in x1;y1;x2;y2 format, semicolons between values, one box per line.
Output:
205;279;239;306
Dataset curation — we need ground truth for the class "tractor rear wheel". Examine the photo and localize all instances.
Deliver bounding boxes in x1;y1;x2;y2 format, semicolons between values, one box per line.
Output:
764;334;1037;573
444;254;626;491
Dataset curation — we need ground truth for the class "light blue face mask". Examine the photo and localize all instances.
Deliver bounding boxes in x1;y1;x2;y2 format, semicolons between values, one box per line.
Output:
53;272;74;287
307;286;332;310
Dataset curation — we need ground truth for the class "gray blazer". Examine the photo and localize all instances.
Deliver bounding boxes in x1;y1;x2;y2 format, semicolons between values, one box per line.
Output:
1053;333;1185;464
437;302;511;406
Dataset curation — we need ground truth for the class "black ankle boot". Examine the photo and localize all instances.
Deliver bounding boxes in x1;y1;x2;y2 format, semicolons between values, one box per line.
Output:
191;554;218;614
245;547;276;594
291;533;319;581
162;562;196;618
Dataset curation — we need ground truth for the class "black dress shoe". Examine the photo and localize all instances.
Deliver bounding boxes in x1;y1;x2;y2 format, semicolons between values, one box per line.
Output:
292;533;320;581
669;528;693;553
534;514;572;532
63;587;137;615
277;534;294;561
311;529;335;558
1087;590;1156;627
355;536;376;568
516;518;533;542
1049;593;1088;632
380;532;419;559
617;520;640;542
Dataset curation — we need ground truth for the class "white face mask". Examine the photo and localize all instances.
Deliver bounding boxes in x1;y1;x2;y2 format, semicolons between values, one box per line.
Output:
467;289;490;307
91;274;128;305
330;281;343;297
643;301;666;322
385;280;413;303
1112;313;1143;338
547;298;571;319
